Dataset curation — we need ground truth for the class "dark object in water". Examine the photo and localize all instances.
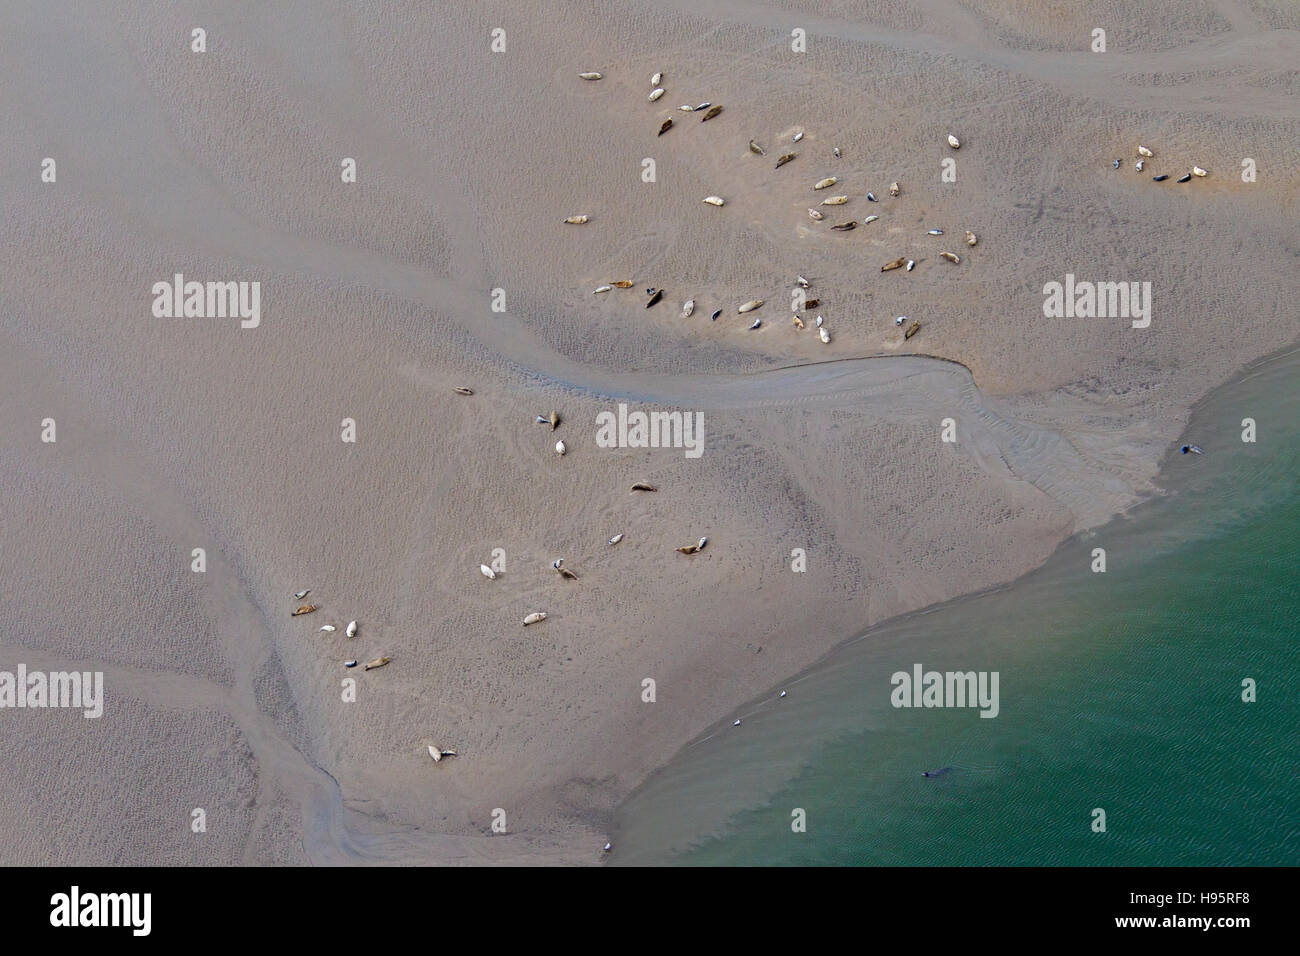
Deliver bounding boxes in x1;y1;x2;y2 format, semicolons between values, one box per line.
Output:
1177;173;1192;183
1152;174;1169;182
922;767;953;778
646;289;664;308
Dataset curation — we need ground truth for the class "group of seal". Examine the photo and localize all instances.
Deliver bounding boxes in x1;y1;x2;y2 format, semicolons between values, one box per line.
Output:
291;589;372;670
1111;144;1209;185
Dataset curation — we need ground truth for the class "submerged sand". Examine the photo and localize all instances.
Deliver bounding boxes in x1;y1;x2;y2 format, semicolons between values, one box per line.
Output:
0;0;1296;863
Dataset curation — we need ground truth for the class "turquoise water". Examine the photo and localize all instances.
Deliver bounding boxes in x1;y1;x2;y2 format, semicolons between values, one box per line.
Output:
611;348;1300;866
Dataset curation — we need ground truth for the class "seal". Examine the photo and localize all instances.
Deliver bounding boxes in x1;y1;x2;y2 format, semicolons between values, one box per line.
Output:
555;440;566;455
694;102;711;111
1152;174;1169;182
831;222;856;230
814;177;837;190
701;105;723;121
346;620;358;638
658;118;673;136
291;604;317;616
947;134;960;149
866;191;878;202
965;230;977;246
549;410;560;430
651;72;662;86
646;289;664;308
808;208;824;221
1177;173;1191;183
819;327;831;344
556;564;578;579
820;195;848;205
523;612;548;626
344;660;357;668
319;624;336;632
676;537;708;555
749;139;765;155
1138;145;1153;158
904;321;921;339
710;309;722;321
702;195;725;206
927;228;943;235
631;482;658;492
454;386;474;395
748;318;761;329
775;153;796;168
563;215;589;224
889;182;901;197
682;299;695;317
579;72;602;80
428;745;458;763
1192;166;1207;177
1136;159;1145;172
363;656;391;671
796;275;811;288
592;285;612;294
863;215;879;224
608;533;624;545
792;314;805;329
612;280;634;288
802;298;821;309
906;259;916;271
881;257;905;272
940;251;960;264
649;87;665;102
833;147;841;158
480;564;496;580
738;299;763;313
792;130;804;143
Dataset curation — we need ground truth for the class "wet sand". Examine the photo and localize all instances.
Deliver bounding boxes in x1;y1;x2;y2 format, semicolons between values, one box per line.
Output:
0;0;1296;863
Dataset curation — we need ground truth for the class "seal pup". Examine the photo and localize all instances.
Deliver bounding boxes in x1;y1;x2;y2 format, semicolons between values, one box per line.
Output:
579;72;602;80
608;533;624;545
453;386;474;395
813;177;837;190
523;612;548;626
1177;173;1191;183
631;482;658;492
702;195;725;206
738;299;763;313
863;215;879;224
612;280;634;288
682;299;695;317
1137;145;1153;158
480;564;496;580
748;318;761;329
363;656;391;671
940;251;960;264
555;440;566;456
820;195;848;205
658;118;673;136
749;139;765;155
291;604;317;616
889;181;901;197
319;624;336;632
905;321;921;339
563;215;589;224
1152;174;1169;182
700;105;723;121
947;134;960;149
649;88;665;102
294;589;311;600
965;230;977;246
807;207;824;221
881;257;906;272
346;620;358;638
775;153;796;168
646;289;664;308
428;745;459;763
819;327;831;344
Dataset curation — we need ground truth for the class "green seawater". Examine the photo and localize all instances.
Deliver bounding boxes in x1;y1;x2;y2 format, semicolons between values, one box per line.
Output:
611;348;1300;866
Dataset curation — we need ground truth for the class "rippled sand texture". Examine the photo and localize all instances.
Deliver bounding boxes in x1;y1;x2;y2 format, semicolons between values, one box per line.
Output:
0;0;1295;863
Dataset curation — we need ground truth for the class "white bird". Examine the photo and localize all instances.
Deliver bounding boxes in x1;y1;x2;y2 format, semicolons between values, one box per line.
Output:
480;564;496;580
345;620;358;638
319;625;336;632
